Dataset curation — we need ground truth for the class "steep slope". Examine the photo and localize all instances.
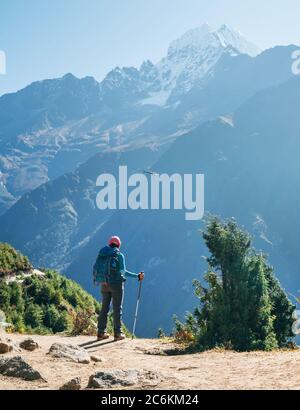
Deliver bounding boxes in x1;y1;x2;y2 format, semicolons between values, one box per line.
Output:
0;242;32;277
0;145;164;271
0;73;101;142
0;243;101;335
0;74;102;212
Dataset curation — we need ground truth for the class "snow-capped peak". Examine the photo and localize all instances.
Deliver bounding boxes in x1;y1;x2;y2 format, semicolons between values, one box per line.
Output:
98;24;261;108
140;24;261;107
168;24;260;57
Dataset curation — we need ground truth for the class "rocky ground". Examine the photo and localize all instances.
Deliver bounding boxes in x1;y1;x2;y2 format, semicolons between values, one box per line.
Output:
0;333;299;390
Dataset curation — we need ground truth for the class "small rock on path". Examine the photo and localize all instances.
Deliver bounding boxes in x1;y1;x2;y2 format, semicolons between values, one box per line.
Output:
60;377;82;390
20;338;39;352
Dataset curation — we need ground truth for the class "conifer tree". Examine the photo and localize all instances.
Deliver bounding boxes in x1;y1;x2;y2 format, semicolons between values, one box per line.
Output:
184;217;295;351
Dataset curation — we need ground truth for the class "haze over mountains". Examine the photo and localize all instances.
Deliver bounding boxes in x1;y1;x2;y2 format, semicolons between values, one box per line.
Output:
0;24;261;213
0;24;299;335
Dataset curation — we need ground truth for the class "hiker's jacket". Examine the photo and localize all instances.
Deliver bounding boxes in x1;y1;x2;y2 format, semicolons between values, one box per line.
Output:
93;245;138;284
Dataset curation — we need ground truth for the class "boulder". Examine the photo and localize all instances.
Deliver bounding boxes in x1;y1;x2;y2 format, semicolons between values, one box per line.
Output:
49;343;90;364
60;377;82;390
20;338;39;352
88;369;138;388
88;369;161;389
0;356;45;381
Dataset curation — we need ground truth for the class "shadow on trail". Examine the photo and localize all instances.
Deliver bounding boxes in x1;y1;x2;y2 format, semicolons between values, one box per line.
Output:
78;339;99;348
82;339;123;350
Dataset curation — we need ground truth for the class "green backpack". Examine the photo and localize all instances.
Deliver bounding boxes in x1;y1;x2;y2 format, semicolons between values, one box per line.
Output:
93;246;121;283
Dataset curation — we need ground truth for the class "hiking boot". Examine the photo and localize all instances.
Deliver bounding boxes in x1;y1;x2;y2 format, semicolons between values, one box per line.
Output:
97;333;110;341
114;333;126;341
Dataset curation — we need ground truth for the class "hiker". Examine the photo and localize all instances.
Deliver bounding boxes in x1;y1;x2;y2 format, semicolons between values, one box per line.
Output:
93;235;144;341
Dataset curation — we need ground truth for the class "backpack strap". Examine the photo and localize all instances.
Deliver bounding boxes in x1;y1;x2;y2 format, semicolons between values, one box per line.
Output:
105;256;111;283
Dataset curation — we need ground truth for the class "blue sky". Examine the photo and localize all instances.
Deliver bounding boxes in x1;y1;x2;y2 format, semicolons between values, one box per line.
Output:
0;0;300;95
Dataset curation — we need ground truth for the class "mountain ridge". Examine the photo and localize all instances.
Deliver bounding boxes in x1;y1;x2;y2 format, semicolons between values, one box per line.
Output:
0;42;296;214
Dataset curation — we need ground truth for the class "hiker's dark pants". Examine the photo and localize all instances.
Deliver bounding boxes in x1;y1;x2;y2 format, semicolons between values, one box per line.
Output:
98;282;124;335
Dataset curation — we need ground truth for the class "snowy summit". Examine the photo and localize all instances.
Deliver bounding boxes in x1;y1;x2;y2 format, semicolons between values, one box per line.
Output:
141;24;261;106
100;24;260;107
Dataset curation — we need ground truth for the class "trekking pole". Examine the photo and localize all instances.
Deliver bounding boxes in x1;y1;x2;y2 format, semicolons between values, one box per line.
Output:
132;272;144;339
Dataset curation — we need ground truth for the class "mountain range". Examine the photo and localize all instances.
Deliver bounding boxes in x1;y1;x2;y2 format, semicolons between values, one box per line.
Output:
0;24;299;335
0;24;262;213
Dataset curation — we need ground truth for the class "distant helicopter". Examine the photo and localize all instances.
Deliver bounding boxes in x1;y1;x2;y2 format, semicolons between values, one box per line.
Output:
143;169;159;176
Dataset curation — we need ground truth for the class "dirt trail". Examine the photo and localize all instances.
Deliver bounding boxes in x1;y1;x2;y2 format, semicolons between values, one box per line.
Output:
0;334;299;390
